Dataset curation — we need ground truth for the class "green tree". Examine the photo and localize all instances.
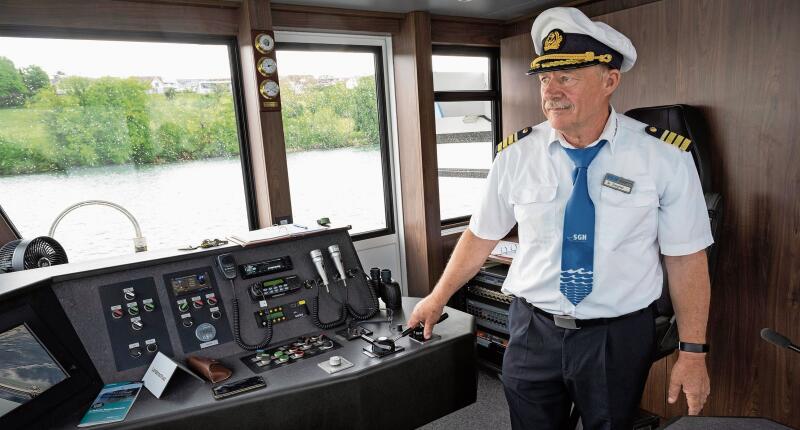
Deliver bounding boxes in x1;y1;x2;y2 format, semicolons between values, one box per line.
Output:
0;56;26;107
19;65;50;96
34;76;154;166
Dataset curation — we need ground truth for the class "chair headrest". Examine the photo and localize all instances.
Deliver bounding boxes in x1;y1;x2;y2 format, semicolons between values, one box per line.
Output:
624;104;712;191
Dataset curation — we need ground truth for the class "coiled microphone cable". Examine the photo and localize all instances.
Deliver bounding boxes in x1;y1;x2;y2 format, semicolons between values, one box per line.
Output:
310;279;348;329
230;279;273;351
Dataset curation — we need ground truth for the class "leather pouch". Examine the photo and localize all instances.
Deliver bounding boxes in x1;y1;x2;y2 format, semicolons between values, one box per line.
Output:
186;355;232;383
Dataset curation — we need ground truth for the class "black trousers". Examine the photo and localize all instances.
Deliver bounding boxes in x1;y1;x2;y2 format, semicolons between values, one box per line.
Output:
501;298;656;430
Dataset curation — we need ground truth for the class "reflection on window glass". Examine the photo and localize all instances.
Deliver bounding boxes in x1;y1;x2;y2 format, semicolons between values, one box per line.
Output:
432;55;489;91
435;101;493;220
277;48;389;234
0;37;248;262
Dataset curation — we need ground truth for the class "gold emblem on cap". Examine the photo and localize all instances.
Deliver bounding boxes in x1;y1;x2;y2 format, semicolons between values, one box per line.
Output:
544;30;563;52
649;127;657;132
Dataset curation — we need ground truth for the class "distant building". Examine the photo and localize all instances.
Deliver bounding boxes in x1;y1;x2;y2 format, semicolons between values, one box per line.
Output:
175;79;232;94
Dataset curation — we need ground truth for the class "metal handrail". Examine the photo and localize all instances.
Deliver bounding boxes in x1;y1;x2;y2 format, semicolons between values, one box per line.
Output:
48;200;147;253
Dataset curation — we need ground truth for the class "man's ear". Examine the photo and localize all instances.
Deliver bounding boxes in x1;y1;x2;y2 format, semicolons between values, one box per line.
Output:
603;68;621;95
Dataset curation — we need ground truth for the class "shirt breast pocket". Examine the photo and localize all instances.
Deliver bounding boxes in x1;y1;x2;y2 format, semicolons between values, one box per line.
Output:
597;179;659;249
512;185;558;243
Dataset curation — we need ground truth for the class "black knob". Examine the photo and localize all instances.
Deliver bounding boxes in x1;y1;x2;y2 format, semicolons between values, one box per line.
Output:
129;346;142;358
146;343;158;353
211;310;222;320
182;318;194;328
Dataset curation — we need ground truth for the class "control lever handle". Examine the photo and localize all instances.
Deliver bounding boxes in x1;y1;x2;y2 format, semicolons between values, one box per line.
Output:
395;312;449;341
309;249;330;292
360;333;396;352
327;244;347;286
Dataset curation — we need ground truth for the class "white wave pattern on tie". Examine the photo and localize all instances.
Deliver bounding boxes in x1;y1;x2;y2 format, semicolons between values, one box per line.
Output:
560;267;594;304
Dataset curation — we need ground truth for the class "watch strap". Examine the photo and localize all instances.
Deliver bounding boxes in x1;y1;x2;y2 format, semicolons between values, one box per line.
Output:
679;341;709;353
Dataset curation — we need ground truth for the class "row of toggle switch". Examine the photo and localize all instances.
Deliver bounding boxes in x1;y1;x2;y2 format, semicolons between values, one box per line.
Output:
175;294;218;313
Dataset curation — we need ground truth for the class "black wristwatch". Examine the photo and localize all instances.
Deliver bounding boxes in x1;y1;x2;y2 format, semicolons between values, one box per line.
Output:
679;341;709;353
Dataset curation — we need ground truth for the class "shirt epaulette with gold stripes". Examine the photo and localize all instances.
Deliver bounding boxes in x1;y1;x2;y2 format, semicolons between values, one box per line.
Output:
496;126;533;153
644;125;692;151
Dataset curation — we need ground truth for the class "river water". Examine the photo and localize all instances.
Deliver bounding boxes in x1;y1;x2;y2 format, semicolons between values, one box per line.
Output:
1;145;488;263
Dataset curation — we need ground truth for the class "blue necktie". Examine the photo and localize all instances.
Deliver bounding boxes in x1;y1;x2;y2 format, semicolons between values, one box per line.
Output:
560;140;607;306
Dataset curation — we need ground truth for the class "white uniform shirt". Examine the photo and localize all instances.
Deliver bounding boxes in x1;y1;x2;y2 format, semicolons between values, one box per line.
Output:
469;108;714;318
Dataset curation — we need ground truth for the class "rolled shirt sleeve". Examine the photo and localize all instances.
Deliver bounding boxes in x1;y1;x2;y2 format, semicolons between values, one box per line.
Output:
469;155;516;240
657;150;715;255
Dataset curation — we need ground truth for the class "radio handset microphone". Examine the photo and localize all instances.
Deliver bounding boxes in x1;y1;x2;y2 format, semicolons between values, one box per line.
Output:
328;244;347;286
310;249;330;292
216;253;237;280
216;253;272;351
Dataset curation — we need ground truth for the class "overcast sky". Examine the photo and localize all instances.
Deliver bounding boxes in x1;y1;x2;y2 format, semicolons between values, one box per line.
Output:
0;36;487;81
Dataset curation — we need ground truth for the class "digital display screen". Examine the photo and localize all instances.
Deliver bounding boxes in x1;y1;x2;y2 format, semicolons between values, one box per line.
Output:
268;312;285;320
171;273;209;296
261;279;284;288
0;324;68;418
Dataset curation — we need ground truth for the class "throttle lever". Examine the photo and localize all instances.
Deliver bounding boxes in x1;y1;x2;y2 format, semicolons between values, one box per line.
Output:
394;312;449;342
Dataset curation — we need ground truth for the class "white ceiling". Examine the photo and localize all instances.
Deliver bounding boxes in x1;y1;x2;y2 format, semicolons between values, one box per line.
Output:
272;0;568;21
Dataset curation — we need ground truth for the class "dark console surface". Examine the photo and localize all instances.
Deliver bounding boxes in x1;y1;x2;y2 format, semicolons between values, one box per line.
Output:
0;227;476;430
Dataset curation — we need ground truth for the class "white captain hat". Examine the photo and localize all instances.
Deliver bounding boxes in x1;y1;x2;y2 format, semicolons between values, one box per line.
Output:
527;7;637;75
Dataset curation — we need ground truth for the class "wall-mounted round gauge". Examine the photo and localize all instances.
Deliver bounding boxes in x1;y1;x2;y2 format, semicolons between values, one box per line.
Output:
254;33;275;54
257;57;277;76
259;80;280;99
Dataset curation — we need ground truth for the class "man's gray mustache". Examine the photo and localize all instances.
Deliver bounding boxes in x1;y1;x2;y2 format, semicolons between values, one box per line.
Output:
544;101;572;109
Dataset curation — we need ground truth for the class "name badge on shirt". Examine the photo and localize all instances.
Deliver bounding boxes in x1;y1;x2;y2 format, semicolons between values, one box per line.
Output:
602;173;634;194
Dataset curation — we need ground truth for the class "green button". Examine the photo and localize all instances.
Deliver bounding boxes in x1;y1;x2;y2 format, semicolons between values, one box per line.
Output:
178;302;189;312
144;303;155;311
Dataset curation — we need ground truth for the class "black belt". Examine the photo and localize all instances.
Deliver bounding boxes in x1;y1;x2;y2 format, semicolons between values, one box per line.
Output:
519;298;653;330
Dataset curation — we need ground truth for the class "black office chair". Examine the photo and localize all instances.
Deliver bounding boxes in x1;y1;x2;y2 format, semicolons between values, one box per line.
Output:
625;104;723;360
567;105;723;430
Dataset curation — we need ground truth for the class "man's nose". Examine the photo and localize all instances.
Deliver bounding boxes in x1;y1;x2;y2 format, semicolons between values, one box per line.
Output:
541;81;562;98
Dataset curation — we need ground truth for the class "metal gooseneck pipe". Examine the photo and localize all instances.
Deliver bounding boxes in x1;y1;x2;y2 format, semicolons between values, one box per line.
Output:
48;200;147;253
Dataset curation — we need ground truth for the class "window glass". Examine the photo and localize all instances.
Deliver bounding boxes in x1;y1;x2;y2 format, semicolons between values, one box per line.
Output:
277;48;390;235
0;37;248;262
432;55;490;91
435;101;493;220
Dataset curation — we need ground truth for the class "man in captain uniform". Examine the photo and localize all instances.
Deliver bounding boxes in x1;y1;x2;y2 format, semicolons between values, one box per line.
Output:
408;7;712;429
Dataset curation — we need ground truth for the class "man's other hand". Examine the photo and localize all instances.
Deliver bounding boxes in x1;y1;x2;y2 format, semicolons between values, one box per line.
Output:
668;352;710;415
406;294;446;339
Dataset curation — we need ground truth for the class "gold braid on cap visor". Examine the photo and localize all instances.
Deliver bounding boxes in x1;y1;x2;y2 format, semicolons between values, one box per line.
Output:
530;51;613;70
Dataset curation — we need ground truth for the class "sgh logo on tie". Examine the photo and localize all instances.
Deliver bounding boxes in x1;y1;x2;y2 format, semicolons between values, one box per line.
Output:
569;233;588;242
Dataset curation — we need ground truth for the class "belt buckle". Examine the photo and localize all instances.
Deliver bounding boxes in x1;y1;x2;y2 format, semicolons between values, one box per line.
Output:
553;314;580;330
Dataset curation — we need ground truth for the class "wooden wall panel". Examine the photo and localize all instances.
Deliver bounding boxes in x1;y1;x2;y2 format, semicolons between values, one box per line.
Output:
271;4;401;34
393;11;443;297
499;33;543;136
498;0;800;426
0;0;239;35
238;0;292;226
430;15;503;47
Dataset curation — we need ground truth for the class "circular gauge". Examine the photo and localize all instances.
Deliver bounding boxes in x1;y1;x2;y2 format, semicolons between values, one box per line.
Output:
254;33;275;54
257;57;277;76
195;323;217;342
259;80;280;99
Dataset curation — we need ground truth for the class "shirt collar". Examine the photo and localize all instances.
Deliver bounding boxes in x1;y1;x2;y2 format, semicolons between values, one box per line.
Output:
547;106;619;155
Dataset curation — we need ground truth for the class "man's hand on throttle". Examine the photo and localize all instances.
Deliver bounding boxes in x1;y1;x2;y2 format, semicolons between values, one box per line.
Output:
668;352;710;415
406;293;446;339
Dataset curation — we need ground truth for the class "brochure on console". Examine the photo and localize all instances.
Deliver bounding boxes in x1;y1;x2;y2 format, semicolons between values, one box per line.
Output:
77;381;143;427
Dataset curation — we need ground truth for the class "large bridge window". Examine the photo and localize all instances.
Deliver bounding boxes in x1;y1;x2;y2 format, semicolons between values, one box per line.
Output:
276;42;393;238
433;46;500;224
0;36;251;262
